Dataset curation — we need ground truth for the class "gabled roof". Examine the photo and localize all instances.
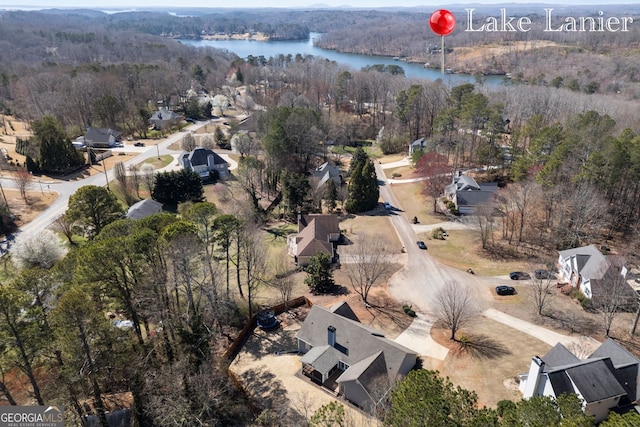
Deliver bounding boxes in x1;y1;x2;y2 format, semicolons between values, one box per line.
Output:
295;215;340;258
330;301;360;322
84;127;121;143
126;199;163;220
150;107;179;121
557;359;626;403
186;147;227;167
296;303;416;382
310;162;341;189
336;350;387;386
558;245;608;281
542;343;580;370
300;345;342;376
590;338;639;368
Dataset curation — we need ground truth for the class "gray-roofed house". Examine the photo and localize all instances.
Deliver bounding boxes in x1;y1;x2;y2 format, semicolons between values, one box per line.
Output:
409;137;426;155
180;147;229;180
558;245;633;301
150;107;180;130
310;162;343;190
444;171;499;215
519;338;640;422
287;214;341;266
126;199;163;220
82;127;122;149
296;302;417;411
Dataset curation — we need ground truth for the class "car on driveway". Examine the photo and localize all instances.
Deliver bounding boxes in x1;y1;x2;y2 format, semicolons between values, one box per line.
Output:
416;241;427;250
509;271;531;280
134;142;145;147
535;269;556;279
496;285;516;296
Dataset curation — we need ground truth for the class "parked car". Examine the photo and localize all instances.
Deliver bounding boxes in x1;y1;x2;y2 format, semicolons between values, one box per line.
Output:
134;142;145;147
509;271;531;280
535;269;556;280
417;241;427;250
496;285;516;296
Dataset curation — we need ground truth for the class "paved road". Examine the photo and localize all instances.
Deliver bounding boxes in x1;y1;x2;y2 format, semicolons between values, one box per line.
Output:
4;120;223;236
377;162;599;360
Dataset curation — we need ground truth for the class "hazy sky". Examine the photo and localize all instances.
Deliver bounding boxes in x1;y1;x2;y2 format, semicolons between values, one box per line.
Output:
1;0;625;10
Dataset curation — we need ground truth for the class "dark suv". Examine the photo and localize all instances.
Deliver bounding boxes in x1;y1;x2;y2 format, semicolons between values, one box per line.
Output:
496;285;516;296
509;271;531;280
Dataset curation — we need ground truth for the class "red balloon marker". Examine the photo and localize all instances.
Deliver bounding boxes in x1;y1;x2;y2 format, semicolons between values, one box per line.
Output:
429;9;456;74
430;9;455;36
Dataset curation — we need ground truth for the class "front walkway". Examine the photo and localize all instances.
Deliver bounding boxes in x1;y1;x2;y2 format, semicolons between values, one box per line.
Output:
394;314;449;361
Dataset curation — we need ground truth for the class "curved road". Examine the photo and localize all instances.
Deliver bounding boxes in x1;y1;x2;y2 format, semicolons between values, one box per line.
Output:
3;120;224;236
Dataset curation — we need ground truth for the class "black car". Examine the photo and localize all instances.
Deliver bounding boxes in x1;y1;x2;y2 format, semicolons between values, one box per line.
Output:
417;241;427;250
496;285;516;296
134;142;145;147
509;271;531;280
535;269;556;280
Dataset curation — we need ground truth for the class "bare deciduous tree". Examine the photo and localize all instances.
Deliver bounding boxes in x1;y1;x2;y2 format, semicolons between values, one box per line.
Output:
13;169;33;204
141;164;155;193
129;164;142;198
180;132;196;152
433;283;478;340
268;248;295;311
464;199;497;250
593;259;633;337
51;214;77;246
343;233;397;305
531;268;555;316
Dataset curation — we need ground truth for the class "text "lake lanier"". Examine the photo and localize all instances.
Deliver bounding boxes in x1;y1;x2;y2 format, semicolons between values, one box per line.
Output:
465;8;634;33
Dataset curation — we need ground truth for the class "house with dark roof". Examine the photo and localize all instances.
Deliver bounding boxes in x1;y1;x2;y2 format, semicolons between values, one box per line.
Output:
296;302;417;411
519;339;640;422
150;107;180;130
287;214;341;266
126;199;163;220
82;127;122;149
180;147;229;180
558;245;634;301
444;171;498;215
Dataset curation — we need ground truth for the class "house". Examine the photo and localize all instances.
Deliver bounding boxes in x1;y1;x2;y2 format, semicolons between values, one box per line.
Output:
126;199;163;220
444;171;499;215
82;127;122;149
296;302;417;411
408;137;426;155
558;245;634;301
150;107;180;130
519;338;640;422
310;162;343;190
180;147;229;180
287;214;341;266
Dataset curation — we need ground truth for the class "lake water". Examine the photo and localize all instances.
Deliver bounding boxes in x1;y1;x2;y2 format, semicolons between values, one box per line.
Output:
181;33;505;86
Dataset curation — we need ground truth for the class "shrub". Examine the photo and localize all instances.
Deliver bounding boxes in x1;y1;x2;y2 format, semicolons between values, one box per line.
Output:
432;226;446;240
403;305;416;317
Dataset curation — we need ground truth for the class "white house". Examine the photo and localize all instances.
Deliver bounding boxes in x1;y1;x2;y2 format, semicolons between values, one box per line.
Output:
519;339;640;423
557;245;632;301
180;147;229;180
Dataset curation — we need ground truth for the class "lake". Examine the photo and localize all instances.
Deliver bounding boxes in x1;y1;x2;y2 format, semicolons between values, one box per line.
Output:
180;33;505;86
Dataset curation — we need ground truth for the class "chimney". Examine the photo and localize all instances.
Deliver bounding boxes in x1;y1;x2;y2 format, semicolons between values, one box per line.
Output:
327;326;336;347
523;356;545;398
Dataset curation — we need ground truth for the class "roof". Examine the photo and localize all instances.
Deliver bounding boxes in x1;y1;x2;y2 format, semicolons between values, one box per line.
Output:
295;215;340;259
84;127;121;143
186;148;227;167
300;345;342;376
542;343;580;370
296;303;416;382
310;162;342;189
455;190;496;208
558;245;608;281
126;199;163;220
150;107;179;121
330;301;360;322
561;359;626;403
590;338;639;368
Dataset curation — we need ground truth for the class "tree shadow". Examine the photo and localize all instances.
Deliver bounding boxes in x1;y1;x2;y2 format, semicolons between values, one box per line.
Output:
239;365;290;413
364;299;413;330
264;224;293;241
455;333;511;360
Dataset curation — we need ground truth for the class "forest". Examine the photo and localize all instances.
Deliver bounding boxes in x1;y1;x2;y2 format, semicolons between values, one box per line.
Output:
1;6;640;426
